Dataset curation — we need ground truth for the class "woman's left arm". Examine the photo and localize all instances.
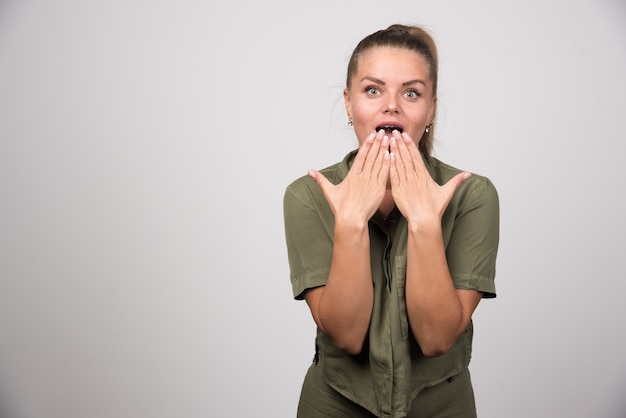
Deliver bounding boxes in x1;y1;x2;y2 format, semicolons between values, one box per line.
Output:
405;224;482;357
389;131;486;357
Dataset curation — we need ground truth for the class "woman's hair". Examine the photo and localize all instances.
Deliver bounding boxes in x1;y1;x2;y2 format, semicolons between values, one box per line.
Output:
346;24;439;155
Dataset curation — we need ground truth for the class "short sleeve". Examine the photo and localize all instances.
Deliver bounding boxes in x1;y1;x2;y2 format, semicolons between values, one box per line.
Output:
283;177;335;300
445;176;500;298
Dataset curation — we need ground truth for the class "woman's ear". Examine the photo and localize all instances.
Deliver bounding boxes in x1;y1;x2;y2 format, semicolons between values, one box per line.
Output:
343;88;352;121
428;96;437;125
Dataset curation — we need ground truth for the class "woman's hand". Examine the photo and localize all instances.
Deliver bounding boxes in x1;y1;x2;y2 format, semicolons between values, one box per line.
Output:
309;130;390;225
389;131;470;227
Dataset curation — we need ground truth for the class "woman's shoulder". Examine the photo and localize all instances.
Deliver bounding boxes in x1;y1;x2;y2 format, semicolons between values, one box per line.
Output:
285;149;357;194
426;155;499;207
427;155;496;188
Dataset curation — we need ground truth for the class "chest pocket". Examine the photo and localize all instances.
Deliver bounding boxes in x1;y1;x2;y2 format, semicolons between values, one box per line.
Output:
394;255;409;341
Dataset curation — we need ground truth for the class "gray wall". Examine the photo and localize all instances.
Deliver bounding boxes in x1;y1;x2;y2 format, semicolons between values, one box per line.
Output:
1;0;625;417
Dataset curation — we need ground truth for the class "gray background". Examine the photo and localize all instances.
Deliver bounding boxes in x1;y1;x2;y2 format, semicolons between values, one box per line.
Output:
1;0;625;417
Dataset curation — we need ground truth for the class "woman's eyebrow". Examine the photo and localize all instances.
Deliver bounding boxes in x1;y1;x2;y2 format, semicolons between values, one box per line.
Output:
402;79;426;87
360;76;426;87
360;76;385;85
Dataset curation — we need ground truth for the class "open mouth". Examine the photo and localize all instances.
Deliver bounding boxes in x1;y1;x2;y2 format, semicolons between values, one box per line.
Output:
377;125;403;134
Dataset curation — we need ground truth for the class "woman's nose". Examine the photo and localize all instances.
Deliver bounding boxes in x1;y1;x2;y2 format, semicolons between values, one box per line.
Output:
384;99;400;113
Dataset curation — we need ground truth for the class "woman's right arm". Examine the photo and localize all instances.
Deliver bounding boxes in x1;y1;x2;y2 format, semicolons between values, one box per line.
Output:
304;132;389;354
303;219;373;355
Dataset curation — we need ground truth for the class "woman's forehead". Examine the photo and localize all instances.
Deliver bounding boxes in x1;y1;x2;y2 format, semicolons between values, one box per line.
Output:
353;47;431;79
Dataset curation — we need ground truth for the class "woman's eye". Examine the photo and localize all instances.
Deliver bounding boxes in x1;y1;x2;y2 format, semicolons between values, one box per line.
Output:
405;90;421;99
366;86;380;95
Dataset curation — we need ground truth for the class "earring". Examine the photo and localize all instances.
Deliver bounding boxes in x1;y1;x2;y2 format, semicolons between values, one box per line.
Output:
425;125;430;134
348;118;353;127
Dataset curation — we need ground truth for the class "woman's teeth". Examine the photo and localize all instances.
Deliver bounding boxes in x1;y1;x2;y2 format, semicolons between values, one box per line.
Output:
378;126;402;134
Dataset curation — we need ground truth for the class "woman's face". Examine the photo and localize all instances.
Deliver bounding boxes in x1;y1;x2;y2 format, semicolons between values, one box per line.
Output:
344;46;436;147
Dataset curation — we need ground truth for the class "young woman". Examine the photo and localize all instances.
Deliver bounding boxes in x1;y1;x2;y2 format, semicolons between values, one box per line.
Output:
283;24;500;418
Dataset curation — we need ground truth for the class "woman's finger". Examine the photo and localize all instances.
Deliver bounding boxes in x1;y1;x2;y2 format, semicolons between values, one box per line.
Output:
361;130;386;174
308;169;331;194
400;132;427;175
352;132;382;174
372;135;390;185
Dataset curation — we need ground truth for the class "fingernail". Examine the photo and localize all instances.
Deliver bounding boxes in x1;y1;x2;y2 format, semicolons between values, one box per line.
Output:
462;172;472;181
402;132;411;142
